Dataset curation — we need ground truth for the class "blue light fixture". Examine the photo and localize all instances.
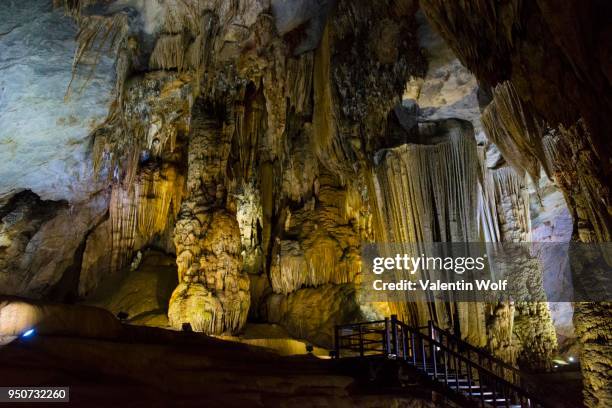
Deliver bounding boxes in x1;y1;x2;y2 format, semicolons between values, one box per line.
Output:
21;329;35;338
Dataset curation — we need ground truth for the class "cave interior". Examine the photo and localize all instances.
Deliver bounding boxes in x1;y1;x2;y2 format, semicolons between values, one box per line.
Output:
0;0;610;407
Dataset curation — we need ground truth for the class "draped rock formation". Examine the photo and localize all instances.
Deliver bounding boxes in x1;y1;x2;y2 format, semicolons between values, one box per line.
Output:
419;1;611;404
372;119;487;346
479;164;557;370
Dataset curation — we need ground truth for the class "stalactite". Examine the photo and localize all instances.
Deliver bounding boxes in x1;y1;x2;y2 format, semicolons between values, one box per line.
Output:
270;174;366;295
109;185;136;274
542;121;612;243
269;237;361;296
487;166;531;242
478;160;557;369
312;23;350;176
477;147;501;243
109;164;184;274
149;34;186;71
373;128;480;244
64;11;128;101
372;123;486;346
482;81;549;184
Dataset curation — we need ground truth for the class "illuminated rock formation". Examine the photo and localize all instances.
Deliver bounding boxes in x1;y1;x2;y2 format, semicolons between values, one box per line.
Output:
419;1;611;404
0;2;609;405
371;119;487;346
168;100;250;334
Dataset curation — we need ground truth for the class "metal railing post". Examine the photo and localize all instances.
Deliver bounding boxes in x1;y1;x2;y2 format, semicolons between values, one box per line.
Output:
334;325;340;359
401;326;407;360
384;317;391;356
358;324;364;357
391;314;399;356
443;349;448;387
454;354;460;392
478;367;485;407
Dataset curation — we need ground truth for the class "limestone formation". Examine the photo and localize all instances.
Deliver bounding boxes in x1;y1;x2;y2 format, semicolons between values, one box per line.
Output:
0;2;609;405
169;101;249;334
419;2;611;403
371;119;486;346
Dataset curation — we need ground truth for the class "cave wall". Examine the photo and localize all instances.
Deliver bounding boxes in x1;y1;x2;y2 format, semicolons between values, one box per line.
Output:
30;0;425;345
419;1;611;405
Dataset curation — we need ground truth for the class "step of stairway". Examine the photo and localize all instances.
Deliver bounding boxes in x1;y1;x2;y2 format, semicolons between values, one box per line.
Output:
455;385;483;390
430;377;472;384
428;376;472;383
427;372;465;379
469;391;494;396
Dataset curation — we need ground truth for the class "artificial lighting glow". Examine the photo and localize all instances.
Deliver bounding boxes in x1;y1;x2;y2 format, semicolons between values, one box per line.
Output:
22;329;35;338
568;356;575;362
554;365;559;368
436;346;441;351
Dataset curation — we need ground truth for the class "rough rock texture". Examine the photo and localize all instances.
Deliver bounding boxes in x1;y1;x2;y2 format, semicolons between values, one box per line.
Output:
78;218;112;297
262;284;361;348
0;0;114;203
419;1;611;404
87;250;177;327
406;12;482;134
0;190;109;300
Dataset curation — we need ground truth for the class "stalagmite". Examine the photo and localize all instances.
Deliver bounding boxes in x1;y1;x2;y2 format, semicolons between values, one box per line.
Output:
169;101;249;335
478;163;557;369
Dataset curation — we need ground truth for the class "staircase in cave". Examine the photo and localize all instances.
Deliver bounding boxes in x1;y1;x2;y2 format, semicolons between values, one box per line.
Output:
333;317;548;408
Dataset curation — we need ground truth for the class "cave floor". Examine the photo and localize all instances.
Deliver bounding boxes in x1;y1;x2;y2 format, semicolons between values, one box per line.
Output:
0;325;437;407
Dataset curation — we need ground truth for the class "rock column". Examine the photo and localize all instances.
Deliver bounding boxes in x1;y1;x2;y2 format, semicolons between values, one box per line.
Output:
169;101;249;334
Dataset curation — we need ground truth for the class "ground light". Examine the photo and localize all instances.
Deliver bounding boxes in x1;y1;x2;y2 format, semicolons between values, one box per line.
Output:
21;329;35;338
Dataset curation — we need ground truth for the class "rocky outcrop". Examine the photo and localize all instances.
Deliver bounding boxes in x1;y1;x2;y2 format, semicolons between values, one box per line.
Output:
86;250;177;327
0;190;109;300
